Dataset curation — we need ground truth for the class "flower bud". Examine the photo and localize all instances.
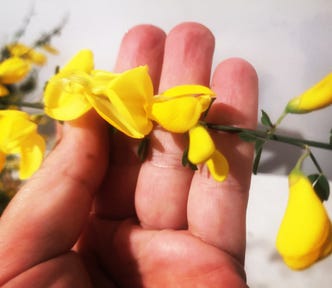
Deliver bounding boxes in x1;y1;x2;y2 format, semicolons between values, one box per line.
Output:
286;73;332;113
276;169;332;269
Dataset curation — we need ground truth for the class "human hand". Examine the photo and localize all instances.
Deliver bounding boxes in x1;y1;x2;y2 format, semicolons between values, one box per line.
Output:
0;22;258;287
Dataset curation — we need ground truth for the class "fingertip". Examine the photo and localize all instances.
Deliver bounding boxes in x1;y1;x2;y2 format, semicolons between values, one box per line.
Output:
120;24;166;57
168;22;215;43
159;22;215;91
210;57;258;128
212;58;258;90
115;24;166;90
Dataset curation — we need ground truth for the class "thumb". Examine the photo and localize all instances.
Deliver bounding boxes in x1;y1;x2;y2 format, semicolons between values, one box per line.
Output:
0;110;109;285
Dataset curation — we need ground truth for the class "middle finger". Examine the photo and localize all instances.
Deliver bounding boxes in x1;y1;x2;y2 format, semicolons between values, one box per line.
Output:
135;22;215;229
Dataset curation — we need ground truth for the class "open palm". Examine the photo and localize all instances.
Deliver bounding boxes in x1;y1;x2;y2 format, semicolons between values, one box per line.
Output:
0;23;257;287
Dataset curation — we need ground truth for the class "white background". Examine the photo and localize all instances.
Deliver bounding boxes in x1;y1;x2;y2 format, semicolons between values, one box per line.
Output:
1;0;332;286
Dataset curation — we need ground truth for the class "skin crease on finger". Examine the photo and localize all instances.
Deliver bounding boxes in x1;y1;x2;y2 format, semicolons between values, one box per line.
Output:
0;23;256;288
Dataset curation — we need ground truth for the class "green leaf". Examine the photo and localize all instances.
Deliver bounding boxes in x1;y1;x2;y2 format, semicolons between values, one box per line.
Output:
253;140;265;174
261;110;274;128
308;174;330;202
238;132;259;143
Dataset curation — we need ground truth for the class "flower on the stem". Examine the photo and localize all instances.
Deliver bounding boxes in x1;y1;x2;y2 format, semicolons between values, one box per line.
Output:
7;43;47;65
40;43;59;55
44;50;154;138
286;73;332;114
276;168;332;269
0;57;31;85
0;85;9;97
188;125;229;182
0;110;45;179
89;67;154;138
43;49;94;120
149;85;214;133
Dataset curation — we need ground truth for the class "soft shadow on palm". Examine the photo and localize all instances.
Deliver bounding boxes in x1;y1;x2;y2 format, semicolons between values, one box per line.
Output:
79;217;247;288
77;129;248;288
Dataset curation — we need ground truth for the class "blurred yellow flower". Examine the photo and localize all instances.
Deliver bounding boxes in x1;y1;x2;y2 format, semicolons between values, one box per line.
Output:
0;110;45;179
0;84;9;97
276;169;332;269
44;49;154;138
41;43;59;55
286;73;332;114
0;57;31;84
8;43;47;65
149;85;214;133
188;125;229;182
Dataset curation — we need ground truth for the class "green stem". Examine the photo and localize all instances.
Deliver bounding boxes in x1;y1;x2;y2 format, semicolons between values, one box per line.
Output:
293;146;310;171
309;152;324;174
274;110;288;128
206;123;332;151
12;102;44;110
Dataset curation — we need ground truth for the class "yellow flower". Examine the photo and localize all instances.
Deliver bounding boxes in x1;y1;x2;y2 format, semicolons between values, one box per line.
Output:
0;84;9;97
44;49;94;120
276;169;332;269
0;110;46;179
286;73;332;114
44;49;154;138
149;85;215;133
0;57;31;84
188;125;229;182
8;43;47;65
41;44;59;55
88;67;154;138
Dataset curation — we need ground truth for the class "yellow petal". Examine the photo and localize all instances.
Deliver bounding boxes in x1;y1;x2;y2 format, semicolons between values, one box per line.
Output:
18;134;45;179
188;125;215;164
7;43;28;56
162;84;215;98
61;49;94;73
8;43;47;65
150;85;214;133
286;73;332;114
43;50;94;120
150;97;205;133
0;57;30;84
27;50;47;65
44;72;92;120
42;44;59;55
90;69;119;94
0;110;46;179
276;170;332;269
0;110;35;152
206;150;229;182
88;66;153;138
0;151;5;173
0;109;30;119
0;84;9;97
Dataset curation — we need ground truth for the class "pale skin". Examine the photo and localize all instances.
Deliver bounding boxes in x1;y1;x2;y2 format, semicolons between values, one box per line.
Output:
0;22;258;287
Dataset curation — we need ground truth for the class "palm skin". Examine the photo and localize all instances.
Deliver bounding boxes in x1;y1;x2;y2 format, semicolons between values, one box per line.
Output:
0;23;258;287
